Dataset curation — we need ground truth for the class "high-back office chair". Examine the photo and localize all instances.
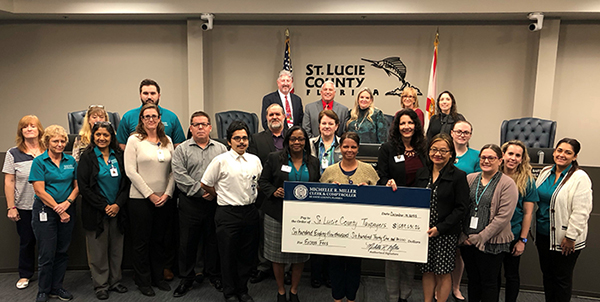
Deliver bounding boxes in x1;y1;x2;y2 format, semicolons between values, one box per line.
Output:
67;110;121;135
214;110;259;140
500;117;557;148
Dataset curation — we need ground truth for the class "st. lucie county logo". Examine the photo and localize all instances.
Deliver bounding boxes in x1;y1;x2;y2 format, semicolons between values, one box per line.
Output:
293;184;309;200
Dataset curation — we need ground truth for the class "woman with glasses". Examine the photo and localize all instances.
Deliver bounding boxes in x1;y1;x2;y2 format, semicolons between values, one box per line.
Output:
397;87;424;126
499;140;539;302
346;87;387;143
460;144;518;302
535;138;592;302
78;122;130;300
124;103;175;296
426;91;465;141
415;134;469;302
259;126;320;302
72;105;109;162
379;109;426;302
320;132;379;302
3;115;45;290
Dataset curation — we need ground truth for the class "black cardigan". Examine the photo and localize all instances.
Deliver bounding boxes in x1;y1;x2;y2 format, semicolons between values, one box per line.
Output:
258;151;320;222
77;147;130;237
414;164;469;235
426;112;466;141
377;141;427;187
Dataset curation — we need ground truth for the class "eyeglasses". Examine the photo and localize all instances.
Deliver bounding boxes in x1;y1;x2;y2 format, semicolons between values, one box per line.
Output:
289;137;306;142
231;136;248;142
429;148;451;155
88;105;105;109
143;115;160;120
452;130;472;136
401;95;415;99
191;122;210;128
480;156;498;162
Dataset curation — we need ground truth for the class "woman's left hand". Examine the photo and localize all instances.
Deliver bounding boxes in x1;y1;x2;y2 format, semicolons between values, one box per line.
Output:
512;241;525;256
426;227;439;238
54;201;70;214
385;179;397;191
560;237;576;255
274;187;285;198
155;194;170;207
105;204;120;217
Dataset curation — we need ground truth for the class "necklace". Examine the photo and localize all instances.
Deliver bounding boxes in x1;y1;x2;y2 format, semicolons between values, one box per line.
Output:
354;113;368;131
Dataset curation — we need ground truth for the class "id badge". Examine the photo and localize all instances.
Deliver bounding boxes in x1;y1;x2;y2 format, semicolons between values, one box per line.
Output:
321;157;329;170
110;166;119;177
394;155;405;163
39;211;48;222
469;216;479;229
157;149;165;162
281;165;292;173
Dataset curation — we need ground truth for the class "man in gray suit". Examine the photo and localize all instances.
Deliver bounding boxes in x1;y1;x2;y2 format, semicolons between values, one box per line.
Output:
302;80;348;138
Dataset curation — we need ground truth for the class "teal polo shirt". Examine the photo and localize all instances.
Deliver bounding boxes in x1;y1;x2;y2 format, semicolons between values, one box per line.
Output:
29;150;77;203
510;178;539;237
455;148;481;174
116;104;186;145
94;147;121;204
536;163;571;236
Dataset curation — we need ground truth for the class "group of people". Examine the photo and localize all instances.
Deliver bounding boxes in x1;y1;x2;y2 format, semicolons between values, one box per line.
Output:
2;73;592;302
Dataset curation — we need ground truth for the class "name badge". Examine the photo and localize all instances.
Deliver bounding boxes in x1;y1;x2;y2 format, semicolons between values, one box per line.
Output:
39;211;47;222
157;149;165;162
110;166;119;177
469;216;479;229
394;155;405;163
281;165;292;173
321;157;329;170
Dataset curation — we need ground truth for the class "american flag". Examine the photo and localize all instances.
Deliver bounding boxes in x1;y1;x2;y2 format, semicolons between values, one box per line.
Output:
284;28;294;93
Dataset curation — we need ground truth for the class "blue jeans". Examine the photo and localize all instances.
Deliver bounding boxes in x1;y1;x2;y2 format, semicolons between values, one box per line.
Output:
32;199;76;294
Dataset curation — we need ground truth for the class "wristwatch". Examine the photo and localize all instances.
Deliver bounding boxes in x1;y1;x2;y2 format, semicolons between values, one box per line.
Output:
519;237;527;243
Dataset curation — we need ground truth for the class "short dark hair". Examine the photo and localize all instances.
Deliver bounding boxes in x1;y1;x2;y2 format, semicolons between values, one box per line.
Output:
318;109;340;125
190;111;211;124
227;120;249;142
340;131;360;146
280;126;311;161
139;79;160;93
428;133;456;167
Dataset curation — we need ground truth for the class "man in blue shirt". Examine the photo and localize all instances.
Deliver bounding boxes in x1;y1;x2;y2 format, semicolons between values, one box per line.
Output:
116;79;186;150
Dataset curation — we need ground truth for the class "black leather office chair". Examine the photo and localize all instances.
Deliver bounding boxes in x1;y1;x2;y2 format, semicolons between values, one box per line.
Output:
67;110;121;135
500;117;557;148
215;110;259;139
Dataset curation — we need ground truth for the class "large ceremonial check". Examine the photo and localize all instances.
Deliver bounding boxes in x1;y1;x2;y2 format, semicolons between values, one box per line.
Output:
282;182;431;263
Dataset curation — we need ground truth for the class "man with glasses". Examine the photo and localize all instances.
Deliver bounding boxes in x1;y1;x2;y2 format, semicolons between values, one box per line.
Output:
117;79;185;150
171;111;227;297
201;121;262;302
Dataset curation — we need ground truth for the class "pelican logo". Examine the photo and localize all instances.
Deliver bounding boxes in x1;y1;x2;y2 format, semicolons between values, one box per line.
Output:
361;57;422;96
293;184;309;200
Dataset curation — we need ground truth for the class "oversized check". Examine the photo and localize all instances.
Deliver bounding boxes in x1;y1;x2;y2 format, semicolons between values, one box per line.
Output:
282;182;431;263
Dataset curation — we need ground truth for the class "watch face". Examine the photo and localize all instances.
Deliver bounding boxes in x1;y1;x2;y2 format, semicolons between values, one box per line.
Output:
521;238;528;243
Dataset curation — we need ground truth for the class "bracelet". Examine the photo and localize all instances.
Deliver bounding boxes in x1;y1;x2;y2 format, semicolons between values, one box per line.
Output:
67;198;74;204
7;206;17;211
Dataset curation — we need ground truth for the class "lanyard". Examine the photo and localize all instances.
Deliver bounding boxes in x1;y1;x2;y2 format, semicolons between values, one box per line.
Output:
474;174;494;212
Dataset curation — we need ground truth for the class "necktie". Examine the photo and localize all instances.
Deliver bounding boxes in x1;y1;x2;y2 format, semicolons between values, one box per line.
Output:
285;95;293;127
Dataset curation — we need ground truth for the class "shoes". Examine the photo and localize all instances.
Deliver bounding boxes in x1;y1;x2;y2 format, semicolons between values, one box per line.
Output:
164;268;174;281
173;282;193;297
152;280;172;291
139;286;155;296
49;288;73;301
277;292;287;302
310;278;321;288
36;292;49;302
452;293;466;302
16;278;29;289
249;270;269;284
225;296;239;302
195;273;205;284
109;284;128;293
284;271;292;285
289;291;300;302
210;278;224;292
239;293;255;302
95;289;109;300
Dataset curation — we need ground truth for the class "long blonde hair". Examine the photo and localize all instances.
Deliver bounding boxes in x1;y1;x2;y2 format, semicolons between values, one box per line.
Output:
347;87;375;127
16;115;46;153
501;140;533;196
79;106;109;145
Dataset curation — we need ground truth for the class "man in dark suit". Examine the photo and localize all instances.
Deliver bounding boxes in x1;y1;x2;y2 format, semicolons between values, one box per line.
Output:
247;103;286;284
302;80;349;138
261;70;303;131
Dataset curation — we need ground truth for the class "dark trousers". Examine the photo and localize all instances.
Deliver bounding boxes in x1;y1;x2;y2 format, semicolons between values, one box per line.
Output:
536;233;581;302
329;256;361;301
178;194;220;283
311;254;330;282
500;239;521;302
461;245;504;302
16;209;36;279
164;189;179;274
31;199;75;294
128;198;170;287
215;205;259;299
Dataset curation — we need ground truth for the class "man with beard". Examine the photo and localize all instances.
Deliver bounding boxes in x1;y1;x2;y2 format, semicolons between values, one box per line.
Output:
302;80;348;138
117;79;186;150
260;70;303;131
247;104;286;284
201;121;262;302
171;111;227;297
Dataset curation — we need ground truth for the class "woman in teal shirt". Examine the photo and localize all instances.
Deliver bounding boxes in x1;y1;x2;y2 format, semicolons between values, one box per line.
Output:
346;87;387;144
29;125;79;302
535;138;592;302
